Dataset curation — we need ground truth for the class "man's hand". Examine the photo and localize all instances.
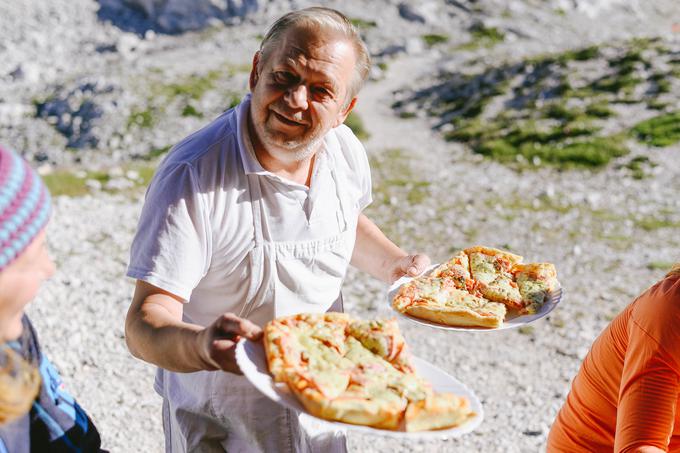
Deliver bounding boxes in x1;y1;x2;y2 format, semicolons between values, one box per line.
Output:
196;313;263;374
387;253;431;283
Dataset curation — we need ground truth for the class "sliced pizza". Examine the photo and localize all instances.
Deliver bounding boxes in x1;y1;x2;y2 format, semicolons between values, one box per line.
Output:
464;246;524;309
512;262;559;314
265;313;476;431
393;277;507;328
405;393;475;432
430;251;479;294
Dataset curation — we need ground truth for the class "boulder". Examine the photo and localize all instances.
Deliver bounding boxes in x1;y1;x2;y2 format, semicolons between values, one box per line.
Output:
119;0;261;33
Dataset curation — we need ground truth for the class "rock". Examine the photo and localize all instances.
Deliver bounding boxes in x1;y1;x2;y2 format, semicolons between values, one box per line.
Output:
119;0;261;33
9;63;41;83
398;3;426;23
397;2;440;24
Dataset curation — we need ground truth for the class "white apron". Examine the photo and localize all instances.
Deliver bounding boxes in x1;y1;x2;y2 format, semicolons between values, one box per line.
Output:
160;142;357;453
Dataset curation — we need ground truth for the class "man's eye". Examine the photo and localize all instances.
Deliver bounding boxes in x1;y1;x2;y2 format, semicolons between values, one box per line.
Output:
273;72;294;84
312;86;332;99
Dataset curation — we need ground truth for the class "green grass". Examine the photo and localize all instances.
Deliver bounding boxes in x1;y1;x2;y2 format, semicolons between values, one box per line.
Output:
158;70;222;100
127;108;155;129
636;217;680;231
458;24;505;50
630;112;680;147
349;17;377;29
43;165;157;197
647;261;675;271
181;104;203;117
399;38;680;172
622;155;656;179
476;136;628;168
470;24;505;44
344;111;370;140
422;34;449;47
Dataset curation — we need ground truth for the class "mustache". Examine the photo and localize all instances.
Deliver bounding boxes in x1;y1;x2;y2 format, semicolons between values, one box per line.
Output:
270;105;310;126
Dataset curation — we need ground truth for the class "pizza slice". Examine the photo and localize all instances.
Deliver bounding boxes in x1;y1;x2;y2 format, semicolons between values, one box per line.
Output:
431;251;478;294
405;393;476;432
512;263;559;314
393;277;507;328
264;312;350;382
347;319;414;373
464;246;524;309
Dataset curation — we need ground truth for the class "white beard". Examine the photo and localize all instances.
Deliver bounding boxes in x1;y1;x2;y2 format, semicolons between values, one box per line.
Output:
260;126;324;162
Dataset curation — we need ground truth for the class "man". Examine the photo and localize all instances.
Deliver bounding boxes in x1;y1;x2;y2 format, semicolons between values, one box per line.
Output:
125;7;429;452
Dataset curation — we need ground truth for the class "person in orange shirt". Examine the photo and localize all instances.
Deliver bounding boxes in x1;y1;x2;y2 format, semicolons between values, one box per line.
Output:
548;267;680;452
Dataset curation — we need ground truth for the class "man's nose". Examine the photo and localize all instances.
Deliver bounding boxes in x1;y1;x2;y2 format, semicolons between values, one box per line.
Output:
284;85;308;110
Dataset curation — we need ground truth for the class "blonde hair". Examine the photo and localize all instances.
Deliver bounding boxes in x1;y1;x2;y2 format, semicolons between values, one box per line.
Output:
0;345;40;424
258;7;371;101
667;263;680;278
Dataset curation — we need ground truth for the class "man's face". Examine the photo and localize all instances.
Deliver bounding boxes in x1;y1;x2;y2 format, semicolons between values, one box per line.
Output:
249;26;358;163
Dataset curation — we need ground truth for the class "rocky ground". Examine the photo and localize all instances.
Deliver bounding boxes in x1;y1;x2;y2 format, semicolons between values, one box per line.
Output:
4;0;680;452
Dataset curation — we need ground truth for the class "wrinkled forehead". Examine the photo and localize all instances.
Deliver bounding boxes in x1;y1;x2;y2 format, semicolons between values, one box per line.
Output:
268;25;356;69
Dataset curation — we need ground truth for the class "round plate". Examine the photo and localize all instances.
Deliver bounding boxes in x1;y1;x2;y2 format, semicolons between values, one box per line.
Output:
235;339;484;439
387;264;563;332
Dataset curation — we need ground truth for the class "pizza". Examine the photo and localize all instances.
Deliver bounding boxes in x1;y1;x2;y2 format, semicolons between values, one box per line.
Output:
264;313;476;432
392;246;559;328
465;246;524;310
392;277;507;328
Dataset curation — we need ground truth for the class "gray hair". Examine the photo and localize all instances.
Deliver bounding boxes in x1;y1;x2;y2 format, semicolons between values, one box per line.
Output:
259;7;371;102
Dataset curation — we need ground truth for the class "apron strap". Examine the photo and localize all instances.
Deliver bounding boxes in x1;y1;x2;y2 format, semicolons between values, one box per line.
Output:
246;173;264;246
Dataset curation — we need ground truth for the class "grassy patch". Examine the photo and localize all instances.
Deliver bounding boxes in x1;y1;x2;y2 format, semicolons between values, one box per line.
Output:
422;33;449;47
622;155;656;179
349;17;377;29
345;111;370;140
458;24;505;50
181;104;203;118
636;216;680;231
630;112;680;147
158;70;221;100
470;24;505;45
647;261;675;271
395;38;678;172
127;108;155;129
43;164;157;197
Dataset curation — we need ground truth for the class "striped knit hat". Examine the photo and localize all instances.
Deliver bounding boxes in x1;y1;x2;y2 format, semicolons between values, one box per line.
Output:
0;146;51;271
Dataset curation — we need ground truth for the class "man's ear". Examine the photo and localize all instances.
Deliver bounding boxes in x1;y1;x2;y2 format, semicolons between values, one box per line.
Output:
334;97;358;128
249;51;262;91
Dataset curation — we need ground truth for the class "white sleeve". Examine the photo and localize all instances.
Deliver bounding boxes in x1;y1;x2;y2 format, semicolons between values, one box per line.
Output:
127;162;211;301
336;124;373;211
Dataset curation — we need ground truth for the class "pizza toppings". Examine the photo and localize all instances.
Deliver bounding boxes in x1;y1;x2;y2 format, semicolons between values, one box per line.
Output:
264;313;476;432
392;246;559;328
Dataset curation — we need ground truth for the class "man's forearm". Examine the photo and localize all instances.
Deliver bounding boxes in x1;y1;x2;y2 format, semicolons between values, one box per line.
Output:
351;213;407;283
125;294;211;373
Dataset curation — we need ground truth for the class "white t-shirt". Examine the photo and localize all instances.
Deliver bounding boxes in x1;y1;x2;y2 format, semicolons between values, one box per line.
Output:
127;95;372;327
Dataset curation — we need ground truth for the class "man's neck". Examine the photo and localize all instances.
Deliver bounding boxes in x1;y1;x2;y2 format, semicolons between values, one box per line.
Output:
247;113;318;187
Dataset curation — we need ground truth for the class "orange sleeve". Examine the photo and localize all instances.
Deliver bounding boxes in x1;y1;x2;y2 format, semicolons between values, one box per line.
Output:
614;318;680;453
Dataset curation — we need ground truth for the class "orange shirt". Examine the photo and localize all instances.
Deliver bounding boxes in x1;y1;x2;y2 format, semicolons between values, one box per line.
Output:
548;275;680;453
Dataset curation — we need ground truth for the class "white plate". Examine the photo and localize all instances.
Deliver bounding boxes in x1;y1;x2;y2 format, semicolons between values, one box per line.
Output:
235;339;484;440
387;264;563;332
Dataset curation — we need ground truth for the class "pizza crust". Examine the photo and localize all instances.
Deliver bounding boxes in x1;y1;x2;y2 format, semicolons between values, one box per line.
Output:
405;303;505;329
405;394;475;432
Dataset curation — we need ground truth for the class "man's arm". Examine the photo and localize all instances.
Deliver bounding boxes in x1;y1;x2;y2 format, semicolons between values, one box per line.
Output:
125;280;262;374
351;213;430;283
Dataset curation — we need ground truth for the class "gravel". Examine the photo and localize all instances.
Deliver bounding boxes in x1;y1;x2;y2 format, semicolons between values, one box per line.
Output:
9;0;680;451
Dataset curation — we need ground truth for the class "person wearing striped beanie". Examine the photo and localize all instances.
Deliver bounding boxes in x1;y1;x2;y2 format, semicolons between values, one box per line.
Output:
0;145;105;452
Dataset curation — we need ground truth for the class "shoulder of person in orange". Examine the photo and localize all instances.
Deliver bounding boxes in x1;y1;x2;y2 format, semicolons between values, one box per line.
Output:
548;269;680;453
0;145;106;452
